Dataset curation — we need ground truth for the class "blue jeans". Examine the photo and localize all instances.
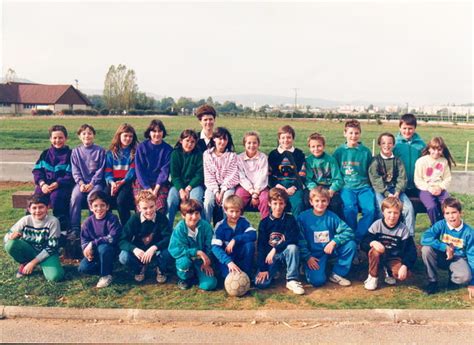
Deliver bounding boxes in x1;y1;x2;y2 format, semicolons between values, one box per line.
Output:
304;240;357;287
218;242;255;279
375;191;415;236
70;183;104;232
340;186;376;242
167;186;204;228
254;244;300;288
203;188;235;223
118;248;172;275
78;243;115;277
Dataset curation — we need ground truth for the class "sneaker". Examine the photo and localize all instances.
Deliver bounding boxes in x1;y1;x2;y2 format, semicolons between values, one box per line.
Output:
424;281;438;295
16;263;26;278
447;279;462;291
177;279;191;290
384;268;396;285
286;280;305;295
364;275;378;290
134;265;146;282
156;267;167;284
329;272;351;286
96;275;113;288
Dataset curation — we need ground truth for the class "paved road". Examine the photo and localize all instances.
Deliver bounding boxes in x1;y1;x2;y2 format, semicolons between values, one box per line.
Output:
1;318;473;343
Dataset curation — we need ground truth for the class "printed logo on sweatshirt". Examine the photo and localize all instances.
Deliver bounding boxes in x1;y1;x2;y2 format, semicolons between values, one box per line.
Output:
341;161;359;176
314;230;330;243
441;234;464;249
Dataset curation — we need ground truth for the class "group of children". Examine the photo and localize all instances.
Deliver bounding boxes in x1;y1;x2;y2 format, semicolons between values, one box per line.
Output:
4;105;473;298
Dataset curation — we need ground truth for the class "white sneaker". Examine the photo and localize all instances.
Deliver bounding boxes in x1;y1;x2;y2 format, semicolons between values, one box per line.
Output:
286;280;305;295
156;267;167;283
134;265;146;282
384;269;396;285
329;272;351;286
364;275;378;290
96;275;112;288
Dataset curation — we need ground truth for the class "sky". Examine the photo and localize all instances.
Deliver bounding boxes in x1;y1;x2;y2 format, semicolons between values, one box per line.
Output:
1;0;473;105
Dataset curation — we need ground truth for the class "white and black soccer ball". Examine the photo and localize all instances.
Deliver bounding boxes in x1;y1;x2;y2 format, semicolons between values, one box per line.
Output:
224;271;250;297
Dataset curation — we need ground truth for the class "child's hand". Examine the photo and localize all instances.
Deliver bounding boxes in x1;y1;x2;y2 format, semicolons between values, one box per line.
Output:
84;183;93;193
216;190;225;205
142;246;157;264
9;232;22;240
468;286;474;299
370;241;385;254
153;185;161;197
265;248;276;265
133;247;145;261
398;265;408;281
41;183;51;194
287;186;297;196
328;189;335;198
48;182;59;192
446;245;454;260
83;242;94;261
323;240;337;255
201;264;214;277
275;184;286;190
225;239;236;254
110;181;118;196
197;250;211;267
22;259;38;275
227;261;241;273
179;188;188;201
307;256;320;270
250;195;260;208
255;271;269;284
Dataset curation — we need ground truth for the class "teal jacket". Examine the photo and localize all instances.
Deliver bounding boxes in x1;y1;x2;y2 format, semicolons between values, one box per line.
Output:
305;152;343;192
393;132;425;190
168;219;214;260
332;143;372;189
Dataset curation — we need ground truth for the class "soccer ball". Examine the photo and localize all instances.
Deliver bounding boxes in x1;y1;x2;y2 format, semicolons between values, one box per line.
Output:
224;271;250;297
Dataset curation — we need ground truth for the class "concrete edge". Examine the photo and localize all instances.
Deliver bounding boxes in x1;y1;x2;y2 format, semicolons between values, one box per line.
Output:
1;306;473;323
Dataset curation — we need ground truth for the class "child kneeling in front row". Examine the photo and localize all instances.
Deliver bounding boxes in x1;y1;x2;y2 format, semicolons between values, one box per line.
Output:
361;196;417;291
298;186;356;287
119;190;172;284
421;197;474;297
78;191;122;288
255;188;304;295
169;199;217;290
212;195;257;279
4;195;64;281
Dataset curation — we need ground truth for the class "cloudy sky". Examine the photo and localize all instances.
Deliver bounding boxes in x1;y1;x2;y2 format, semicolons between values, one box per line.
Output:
1;0;472;105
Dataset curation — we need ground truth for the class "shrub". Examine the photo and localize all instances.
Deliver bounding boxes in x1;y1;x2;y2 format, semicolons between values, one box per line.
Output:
99;108;109;115
145;109;157;115
36;109;53;115
61;109;74;115
73;109;85;115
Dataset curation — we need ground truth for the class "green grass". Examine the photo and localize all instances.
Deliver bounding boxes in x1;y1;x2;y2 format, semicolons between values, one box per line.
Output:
0;115;473;169
0;184;473;309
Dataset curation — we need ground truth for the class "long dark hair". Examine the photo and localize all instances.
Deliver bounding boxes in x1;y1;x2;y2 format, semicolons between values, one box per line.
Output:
174;129;198;152
210;127;234;152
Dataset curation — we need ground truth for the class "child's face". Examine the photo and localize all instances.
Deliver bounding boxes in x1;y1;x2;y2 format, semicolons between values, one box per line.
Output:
225;206;241;224
379;136;394;156
120;132;134;148
138;200;156;220
244;135;259;157
382;206;400;227
79;128;94;146
443;206;462;228
183;211;201;229
214;136;228;153
309;139;325;157
428;145;443;160
200;115;215;133
400;123;416;140
310;195;329;215
269;198;286;218
50;131;67;149
29;203;48;221
90;199;109;220
181;136;196;153
278;132;294;150
150;128;164;145
344;127;361;147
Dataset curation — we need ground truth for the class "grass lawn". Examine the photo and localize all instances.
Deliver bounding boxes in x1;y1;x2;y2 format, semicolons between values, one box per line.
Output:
1;182;473;310
0;115;473;169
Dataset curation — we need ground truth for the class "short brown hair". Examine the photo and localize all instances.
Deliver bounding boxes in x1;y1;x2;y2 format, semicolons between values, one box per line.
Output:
377;132;395;146
278;125;295;139
381;196;403;212
309;186;330;201
135;190;157;204
399;113;417;128
28;194;49;207
144;119;167;139
268;187;288;204
49;125;68;138
344;119;361;132
88;190;110;206
242;131;261;146
307;132;326;146
223;195;244;211
442;197;462;213
180;199;203;215
77;123;96;135
195;104;217;120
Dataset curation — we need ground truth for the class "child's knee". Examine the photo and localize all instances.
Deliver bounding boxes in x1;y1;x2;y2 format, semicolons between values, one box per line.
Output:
421;245;435;259
199;277;217;291
242;242;255;256
285;244;299;257
118;250;132;265
4;238;18;253
45;268;65;282
451;270;472;285
176;257;193;271
309;275;326;287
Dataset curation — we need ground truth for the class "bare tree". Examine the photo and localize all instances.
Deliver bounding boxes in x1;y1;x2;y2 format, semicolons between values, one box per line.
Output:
103;64;138;110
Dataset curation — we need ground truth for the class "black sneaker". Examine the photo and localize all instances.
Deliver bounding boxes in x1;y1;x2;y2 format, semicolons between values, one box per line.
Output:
424;281;439;295
447;280;462;291
177;279;191;290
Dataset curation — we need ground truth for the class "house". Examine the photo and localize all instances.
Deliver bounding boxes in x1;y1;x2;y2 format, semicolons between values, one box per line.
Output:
0;82;92;114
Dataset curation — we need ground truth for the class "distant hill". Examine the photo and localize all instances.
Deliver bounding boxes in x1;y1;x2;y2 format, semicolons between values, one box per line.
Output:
0;77;35;83
212;94;344;108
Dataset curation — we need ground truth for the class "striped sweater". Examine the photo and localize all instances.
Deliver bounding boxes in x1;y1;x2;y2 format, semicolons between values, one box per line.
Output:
5;214;61;262
105;147;136;183
32;145;73;188
203;148;240;194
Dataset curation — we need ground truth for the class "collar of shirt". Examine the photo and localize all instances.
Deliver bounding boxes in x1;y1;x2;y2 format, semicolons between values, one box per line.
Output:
277;146;295;154
447;220;464;232
200;130;211;145
140;213;157;223
242;151;261;161
187;225;199;240
269;213;286;221
380;153;395;159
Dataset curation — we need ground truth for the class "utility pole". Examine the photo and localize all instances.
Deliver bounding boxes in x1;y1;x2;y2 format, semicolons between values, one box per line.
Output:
292;88;298;120
74;79;79;90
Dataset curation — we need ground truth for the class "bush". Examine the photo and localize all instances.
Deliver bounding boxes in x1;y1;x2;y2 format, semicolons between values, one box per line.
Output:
73;109;85;115
36;109;53;115
99;108;109;115
128;109;146;115
86;109;98;116
145;109;157;115
61;109;73;115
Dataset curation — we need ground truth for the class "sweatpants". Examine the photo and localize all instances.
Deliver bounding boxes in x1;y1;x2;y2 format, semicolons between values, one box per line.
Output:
421;246;472;285
367;248;410;280
175;256;217;291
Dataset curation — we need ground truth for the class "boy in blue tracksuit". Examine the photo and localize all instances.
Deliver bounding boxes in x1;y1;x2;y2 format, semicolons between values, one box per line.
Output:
211;195;256;278
421;197;474;297
298;187;356;287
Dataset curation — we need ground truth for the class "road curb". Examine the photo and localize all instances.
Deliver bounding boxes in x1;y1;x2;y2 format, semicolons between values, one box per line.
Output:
1;306;473;323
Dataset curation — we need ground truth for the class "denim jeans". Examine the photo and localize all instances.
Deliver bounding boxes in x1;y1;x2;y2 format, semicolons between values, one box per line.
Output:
340;186;376;242
218;241;255;279
118;248;172;275
203;188;235;224
254;244;300;288
167;186;204;228
78;243;115;277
